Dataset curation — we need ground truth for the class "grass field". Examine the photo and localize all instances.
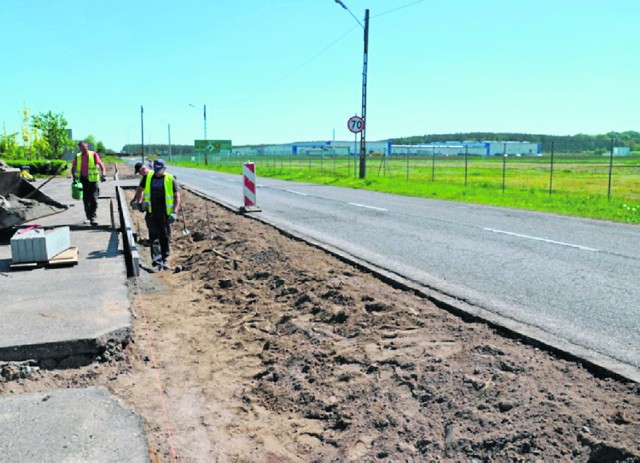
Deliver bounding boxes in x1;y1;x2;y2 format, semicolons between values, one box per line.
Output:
162;152;640;224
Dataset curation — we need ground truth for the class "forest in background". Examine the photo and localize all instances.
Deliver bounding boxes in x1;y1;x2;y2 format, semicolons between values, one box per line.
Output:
389;131;640;153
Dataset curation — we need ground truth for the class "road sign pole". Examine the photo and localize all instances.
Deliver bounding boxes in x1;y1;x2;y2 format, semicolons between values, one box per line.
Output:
359;9;370;180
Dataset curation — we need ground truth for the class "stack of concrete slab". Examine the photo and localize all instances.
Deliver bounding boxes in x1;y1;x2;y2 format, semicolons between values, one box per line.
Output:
10;226;71;264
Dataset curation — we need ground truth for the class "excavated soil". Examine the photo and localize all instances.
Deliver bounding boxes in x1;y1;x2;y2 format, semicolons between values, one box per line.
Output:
1;170;639;462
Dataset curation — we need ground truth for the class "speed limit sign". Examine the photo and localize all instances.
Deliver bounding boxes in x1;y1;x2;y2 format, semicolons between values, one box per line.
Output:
347;115;365;134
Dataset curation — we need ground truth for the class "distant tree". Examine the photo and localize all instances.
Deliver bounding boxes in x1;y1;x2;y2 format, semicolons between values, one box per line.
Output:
0;126;19;158
20;103;34;159
83;134;97;149
81;135;107;153
31;111;72;159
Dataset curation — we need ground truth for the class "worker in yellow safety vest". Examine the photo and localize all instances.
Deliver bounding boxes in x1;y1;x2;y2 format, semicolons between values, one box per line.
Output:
134;159;181;271
71;140;106;226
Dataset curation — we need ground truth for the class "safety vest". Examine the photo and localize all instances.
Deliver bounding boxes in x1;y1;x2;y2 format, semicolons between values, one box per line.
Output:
143;173;175;215
76;151;99;182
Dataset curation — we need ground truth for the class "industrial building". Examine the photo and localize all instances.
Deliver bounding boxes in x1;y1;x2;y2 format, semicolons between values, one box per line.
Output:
232;140;541;157
391;141;541;156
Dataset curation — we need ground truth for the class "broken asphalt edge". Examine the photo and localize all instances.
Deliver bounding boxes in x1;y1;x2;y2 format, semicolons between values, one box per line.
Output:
182;184;640;385
0;327;131;366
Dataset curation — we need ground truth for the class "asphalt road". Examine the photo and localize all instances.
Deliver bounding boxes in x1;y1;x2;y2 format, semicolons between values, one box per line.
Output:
139;162;640;378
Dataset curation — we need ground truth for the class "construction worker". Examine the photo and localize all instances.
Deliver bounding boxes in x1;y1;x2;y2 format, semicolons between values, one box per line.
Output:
71;140;106;226
134;162;149;177
134;159;181;271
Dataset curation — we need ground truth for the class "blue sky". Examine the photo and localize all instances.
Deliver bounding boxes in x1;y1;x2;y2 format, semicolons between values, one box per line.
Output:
1;0;638;152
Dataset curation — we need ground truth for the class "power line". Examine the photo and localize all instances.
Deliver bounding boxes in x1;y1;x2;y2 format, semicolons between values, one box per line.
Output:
216;24;358;109
217;1;426;110
374;0;426;19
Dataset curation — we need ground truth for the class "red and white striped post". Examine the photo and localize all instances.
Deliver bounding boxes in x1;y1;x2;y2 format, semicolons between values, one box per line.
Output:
241;161;261;212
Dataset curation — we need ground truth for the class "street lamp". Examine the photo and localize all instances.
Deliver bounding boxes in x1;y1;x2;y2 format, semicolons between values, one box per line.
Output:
335;1;369;179
140;105;145;165
188;103;207;140
189;103;208;164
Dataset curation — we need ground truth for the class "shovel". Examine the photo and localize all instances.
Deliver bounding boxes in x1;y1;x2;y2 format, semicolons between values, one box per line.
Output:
180;207;190;235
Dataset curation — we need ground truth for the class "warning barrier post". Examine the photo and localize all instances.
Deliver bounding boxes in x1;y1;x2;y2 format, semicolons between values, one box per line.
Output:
241;161;261;212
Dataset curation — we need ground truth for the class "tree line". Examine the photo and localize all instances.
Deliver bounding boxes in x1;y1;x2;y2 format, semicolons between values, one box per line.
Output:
389;132;640;153
121;144;196;156
0;104;107;160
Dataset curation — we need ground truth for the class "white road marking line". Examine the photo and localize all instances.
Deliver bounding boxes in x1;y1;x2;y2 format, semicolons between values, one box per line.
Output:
286;190;308;196
348;202;388;212
483;227;599;252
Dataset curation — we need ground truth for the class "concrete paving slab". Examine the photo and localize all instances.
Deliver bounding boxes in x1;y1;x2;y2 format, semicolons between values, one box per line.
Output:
0;386;149;462
0;177;138;364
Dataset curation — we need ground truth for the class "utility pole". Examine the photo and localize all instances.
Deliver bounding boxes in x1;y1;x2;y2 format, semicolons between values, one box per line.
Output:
168;123;172;162
140;105;144;165
204;104;207;140
359;9;370;179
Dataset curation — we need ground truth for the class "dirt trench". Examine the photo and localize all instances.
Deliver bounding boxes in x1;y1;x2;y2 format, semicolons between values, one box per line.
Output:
1;171;639;462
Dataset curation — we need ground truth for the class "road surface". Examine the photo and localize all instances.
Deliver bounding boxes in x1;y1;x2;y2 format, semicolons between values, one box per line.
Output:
134;162;640;379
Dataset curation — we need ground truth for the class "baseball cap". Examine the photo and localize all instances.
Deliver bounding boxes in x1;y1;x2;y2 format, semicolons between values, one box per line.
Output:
153;159;166;172
134;162;143;174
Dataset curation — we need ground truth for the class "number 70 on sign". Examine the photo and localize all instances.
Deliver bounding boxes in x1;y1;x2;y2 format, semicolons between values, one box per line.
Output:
347;115;365;134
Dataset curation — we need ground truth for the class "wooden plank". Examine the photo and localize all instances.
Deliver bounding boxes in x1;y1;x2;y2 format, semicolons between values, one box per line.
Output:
9;261;40;271
48;246;78;266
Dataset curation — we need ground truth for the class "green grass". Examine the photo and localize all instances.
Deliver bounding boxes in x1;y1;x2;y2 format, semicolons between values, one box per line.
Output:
168;154;640;224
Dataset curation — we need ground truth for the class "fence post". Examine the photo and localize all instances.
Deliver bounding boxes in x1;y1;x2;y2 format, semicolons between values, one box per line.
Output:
406;153;409;181
464;145;469;186
607;138;614;200
549;141;555;196
502;155;507;193
431;146;435;182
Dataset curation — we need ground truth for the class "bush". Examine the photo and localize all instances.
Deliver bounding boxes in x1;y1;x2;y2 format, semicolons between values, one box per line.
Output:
2;159;68;176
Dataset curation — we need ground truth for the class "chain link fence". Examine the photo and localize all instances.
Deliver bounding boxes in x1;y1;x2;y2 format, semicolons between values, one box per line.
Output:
162;149;639;202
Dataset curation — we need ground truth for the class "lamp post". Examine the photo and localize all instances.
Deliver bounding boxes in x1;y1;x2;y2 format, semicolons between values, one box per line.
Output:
168;123;172;162
189;103;208;165
140;105;144;165
189;103;207;140
335;1;369;179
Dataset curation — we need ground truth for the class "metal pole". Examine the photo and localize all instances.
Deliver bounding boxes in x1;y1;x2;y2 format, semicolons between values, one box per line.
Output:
354;117;357;178
406;150;409;180
431;145;435;181
502;154;507;192
203;104;207;139
464;144;468;186
204;104;208;166
140;105;144;165
549;141;554;196
607;138;614;200
359;9;369;179
168;123;172;162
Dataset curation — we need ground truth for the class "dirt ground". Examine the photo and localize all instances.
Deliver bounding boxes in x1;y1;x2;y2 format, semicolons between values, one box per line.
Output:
1;169;639;462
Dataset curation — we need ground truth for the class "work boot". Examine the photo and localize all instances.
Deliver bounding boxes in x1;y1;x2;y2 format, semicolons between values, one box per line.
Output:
161;260;171;270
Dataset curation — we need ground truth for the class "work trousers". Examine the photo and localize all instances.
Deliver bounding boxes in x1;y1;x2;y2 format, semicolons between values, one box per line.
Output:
147;213;172;265
80;177;99;221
